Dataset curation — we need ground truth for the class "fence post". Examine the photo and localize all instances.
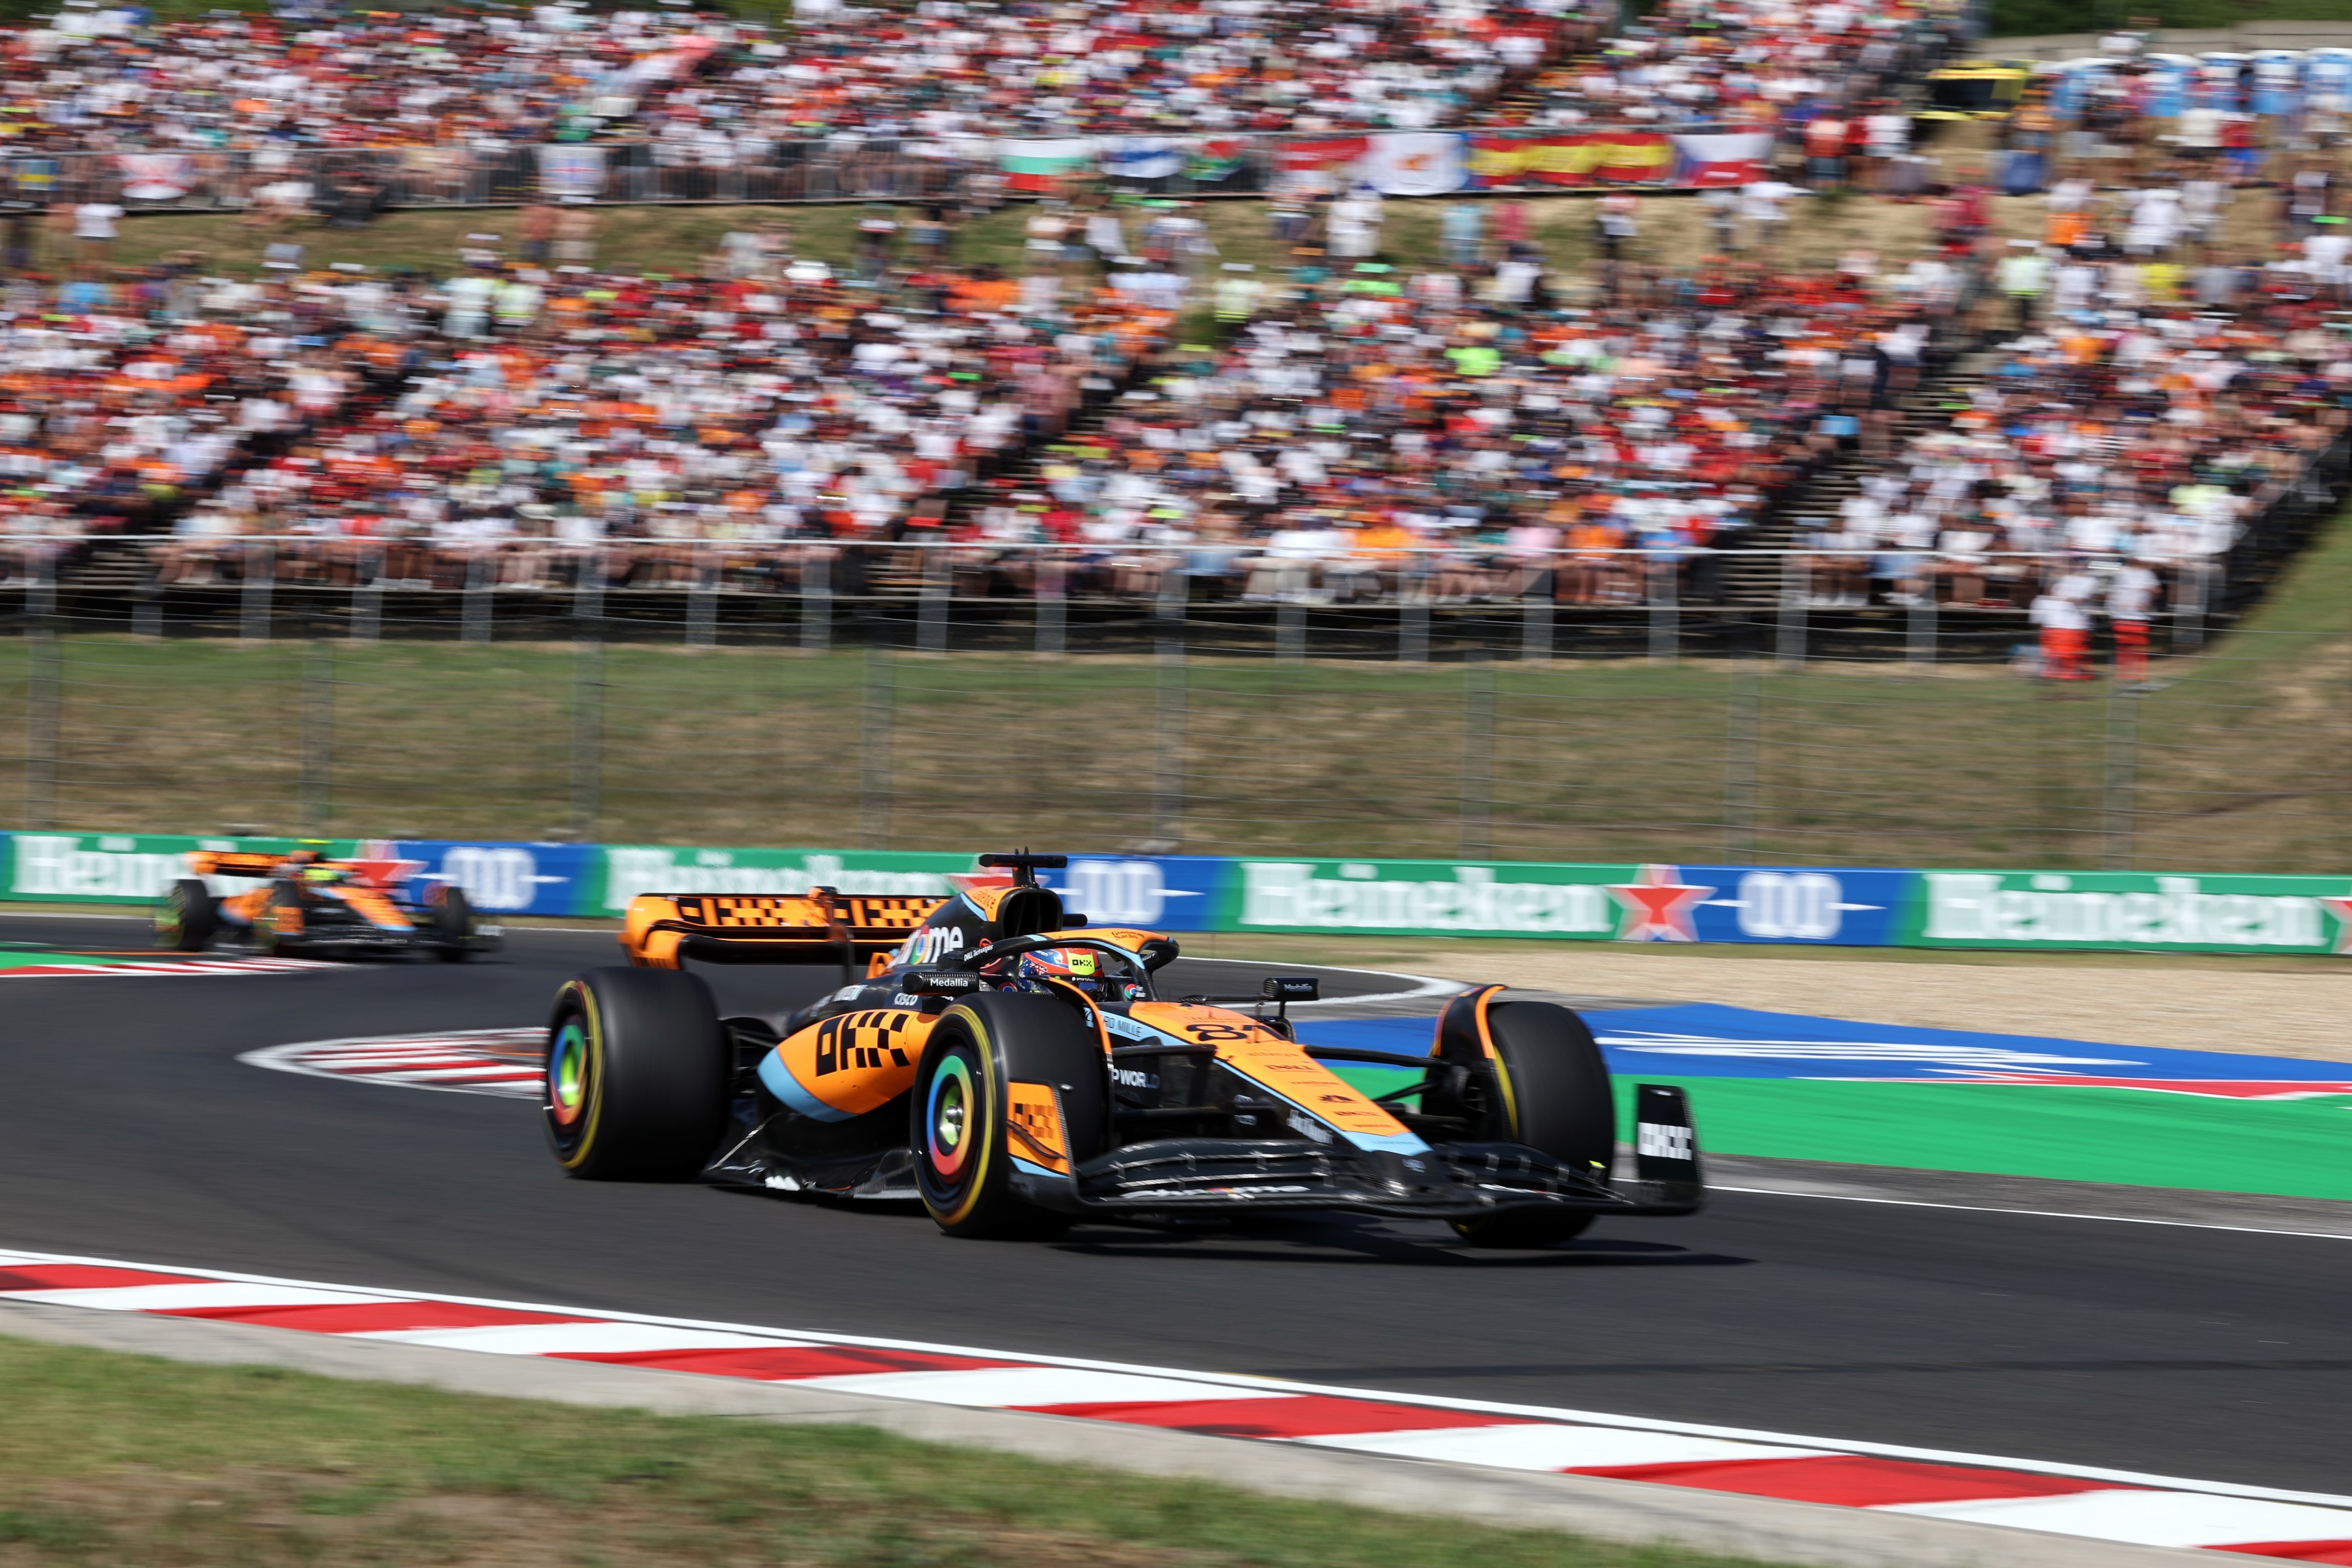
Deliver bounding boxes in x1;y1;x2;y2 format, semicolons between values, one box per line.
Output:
2172;559;2209;652
133;565;162;639
24;569;58;831
1520;568;1553;665
1035;553;1066;658
1459;655;1494;858
918;543;949;656
463;551;492;643
1153;634;1186;848
799;550;830;654
1776;552;1808;671
858;644;894;849
1400;557;1430;664
686;541;717;648
241;542;274;643
571;633;603;843
352;547;383;643
1648;554;1679;666
1723;656;1761;861
1276;599;1305;662
1907;582;1937;671
299;637;333;835
2101;680;2137;871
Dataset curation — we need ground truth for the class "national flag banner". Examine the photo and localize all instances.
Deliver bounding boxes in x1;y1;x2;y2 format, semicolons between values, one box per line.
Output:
1101;137;1188;182
1467;131;1673;188
996;137;1098;192
1185;136;1251;185
115;153;195;201
534;143;606;200
1275;135;1370;175
13;157;57;197
1360;131;1467;196
1672;130;1774;187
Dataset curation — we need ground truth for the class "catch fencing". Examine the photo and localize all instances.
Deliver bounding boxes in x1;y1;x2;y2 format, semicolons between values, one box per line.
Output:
1;541;2346;878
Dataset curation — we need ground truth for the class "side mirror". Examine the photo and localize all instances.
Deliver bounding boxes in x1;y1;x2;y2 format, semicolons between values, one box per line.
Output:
1261;976;1319;1002
1138;937;1180;972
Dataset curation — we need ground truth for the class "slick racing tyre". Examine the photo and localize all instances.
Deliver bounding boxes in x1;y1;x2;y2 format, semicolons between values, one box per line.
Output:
156;878;217;953
1439;999;1614;1247
430;886;475;962
545;967;729;1181
912;992;1107;1239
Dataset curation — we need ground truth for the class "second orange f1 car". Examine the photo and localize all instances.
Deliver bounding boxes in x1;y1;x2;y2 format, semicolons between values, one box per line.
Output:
544;853;1702;1242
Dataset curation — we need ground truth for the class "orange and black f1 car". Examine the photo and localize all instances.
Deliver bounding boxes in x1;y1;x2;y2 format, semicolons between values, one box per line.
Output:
156;849;498;961
544;853;1702;1242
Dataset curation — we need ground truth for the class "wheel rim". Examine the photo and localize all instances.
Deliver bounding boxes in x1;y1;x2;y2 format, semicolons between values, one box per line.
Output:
925;1053;975;1181
156;897;180;940
547;1021;591;1132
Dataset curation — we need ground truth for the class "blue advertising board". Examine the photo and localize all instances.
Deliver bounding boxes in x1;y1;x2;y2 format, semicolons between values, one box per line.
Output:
1677;864;1910;948
394;841;600;918
1032;854;1230;933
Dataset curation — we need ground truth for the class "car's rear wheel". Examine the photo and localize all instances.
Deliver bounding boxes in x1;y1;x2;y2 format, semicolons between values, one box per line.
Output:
545;967;729;1181
156;878;217;953
1443;999;1613;1247
431;886;475;962
912;992;1106;1239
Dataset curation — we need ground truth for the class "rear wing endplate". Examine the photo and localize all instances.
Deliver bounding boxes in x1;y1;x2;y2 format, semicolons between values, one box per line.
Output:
623;889;943;973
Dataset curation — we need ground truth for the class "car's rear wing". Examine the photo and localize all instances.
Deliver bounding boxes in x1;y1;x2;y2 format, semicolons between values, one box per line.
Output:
187;851;295;879
623;889;944;971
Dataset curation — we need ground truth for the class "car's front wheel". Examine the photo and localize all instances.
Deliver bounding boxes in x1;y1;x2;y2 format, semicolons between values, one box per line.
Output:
545;967;729;1181
912;992;1105;1239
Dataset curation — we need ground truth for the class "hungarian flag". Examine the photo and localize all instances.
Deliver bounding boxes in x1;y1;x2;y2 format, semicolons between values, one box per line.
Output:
1672;131;1773;187
997;138;1097;192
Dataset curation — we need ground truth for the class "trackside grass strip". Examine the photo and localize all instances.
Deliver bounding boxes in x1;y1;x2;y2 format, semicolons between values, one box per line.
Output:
0;1335;1797;1568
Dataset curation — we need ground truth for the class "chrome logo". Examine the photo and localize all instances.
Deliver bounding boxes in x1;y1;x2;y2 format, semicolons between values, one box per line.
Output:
548;1022;590;1127
926;1054;976;1179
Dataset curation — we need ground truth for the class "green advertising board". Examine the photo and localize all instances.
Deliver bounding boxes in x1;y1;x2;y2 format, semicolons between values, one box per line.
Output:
1;833;360;904
1217;857;1639;939
1905;869;2352;955
592;846;980;916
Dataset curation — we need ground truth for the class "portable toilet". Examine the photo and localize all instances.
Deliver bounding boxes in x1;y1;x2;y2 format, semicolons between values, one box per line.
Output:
2053;56;2122;118
2250;49;2304;116
2308;46;2352;106
2141;53;2196;116
2196;51;2252;111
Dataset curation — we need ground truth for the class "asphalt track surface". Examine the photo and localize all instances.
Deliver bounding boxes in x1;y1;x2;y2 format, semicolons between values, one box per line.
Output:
5;916;2351;1497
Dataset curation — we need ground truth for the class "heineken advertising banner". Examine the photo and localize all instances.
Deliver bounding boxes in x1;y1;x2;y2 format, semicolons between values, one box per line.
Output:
1906;870;2352;956
1;830;2345;956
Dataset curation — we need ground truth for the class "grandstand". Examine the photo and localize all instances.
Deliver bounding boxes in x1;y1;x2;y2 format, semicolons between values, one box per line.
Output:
1;0;2350;870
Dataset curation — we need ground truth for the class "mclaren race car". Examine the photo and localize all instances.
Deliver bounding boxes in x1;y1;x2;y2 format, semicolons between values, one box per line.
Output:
544;853;1702;1242
156;848;499;961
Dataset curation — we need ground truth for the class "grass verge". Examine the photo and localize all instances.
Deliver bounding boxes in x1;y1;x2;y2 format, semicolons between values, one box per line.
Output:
0;1334;1790;1568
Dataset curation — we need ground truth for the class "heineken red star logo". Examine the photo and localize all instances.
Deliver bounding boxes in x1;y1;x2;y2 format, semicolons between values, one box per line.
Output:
1606;864;1717;943
2323;889;2352;955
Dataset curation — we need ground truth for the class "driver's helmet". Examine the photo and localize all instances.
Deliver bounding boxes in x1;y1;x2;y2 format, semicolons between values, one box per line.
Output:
300;864;348;885
1017;946;1099;993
